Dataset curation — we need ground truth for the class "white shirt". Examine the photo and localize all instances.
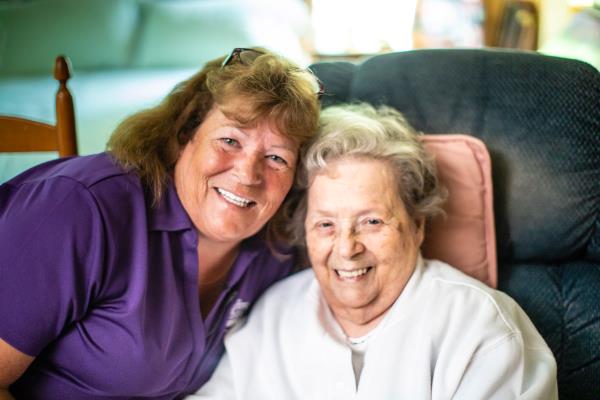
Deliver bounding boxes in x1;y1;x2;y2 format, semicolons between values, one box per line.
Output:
189;258;558;400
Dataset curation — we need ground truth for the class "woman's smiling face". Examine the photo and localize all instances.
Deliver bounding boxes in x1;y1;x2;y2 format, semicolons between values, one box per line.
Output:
305;157;424;334
174;106;299;244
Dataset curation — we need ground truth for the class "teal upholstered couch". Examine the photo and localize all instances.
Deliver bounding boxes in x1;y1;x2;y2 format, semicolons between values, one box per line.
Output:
0;0;311;182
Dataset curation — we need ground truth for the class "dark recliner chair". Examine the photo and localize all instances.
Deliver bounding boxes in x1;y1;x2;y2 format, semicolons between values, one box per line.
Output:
310;49;600;400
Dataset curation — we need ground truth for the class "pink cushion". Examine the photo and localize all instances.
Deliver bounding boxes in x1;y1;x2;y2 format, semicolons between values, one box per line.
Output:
420;134;497;287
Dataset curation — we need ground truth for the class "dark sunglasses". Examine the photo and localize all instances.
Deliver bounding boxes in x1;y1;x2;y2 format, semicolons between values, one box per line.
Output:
221;47;325;99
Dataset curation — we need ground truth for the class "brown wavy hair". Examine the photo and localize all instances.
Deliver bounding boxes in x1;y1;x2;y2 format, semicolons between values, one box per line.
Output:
107;48;321;247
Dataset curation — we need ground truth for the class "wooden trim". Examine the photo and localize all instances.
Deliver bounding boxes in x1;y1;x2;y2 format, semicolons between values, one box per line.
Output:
0;117;57;152
0;55;77;157
54;55;77;157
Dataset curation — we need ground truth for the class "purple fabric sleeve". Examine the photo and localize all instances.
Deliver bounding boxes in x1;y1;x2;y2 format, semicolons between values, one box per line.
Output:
0;176;105;356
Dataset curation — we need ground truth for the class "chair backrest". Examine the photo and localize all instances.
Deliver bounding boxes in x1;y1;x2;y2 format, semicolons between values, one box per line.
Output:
0;55;77;157
310;49;600;400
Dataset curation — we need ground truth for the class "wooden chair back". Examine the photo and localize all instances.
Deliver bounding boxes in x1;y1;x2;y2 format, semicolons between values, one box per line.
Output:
0;55;77;157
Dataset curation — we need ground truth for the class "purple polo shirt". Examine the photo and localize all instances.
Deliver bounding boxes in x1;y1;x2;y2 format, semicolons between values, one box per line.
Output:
0;153;294;399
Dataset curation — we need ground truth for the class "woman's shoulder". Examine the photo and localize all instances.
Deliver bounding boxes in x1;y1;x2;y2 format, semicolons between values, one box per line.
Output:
226;268;316;352
2;153;142;200
421;258;531;335
256;268;315;308
423;258;493;291
235;269;315;328
1;153;148;238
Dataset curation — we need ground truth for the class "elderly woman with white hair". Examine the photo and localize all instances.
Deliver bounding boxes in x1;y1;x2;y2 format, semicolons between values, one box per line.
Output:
189;103;558;399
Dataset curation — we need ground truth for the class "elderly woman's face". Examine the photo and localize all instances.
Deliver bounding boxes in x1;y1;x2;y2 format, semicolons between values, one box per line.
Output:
174;106;298;243
305;157;424;331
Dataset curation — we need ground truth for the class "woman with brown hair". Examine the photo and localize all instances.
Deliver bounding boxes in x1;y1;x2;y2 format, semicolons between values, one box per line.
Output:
0;48;322;399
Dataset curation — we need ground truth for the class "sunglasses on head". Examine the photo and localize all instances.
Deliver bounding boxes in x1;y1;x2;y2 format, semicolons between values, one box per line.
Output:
221;47;325;99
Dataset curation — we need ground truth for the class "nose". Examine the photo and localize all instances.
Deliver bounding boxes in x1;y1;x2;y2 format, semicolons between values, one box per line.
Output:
234;153;263;186
336;228;365;260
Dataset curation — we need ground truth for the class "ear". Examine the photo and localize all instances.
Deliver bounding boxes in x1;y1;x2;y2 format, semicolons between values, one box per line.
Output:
414;217;426;248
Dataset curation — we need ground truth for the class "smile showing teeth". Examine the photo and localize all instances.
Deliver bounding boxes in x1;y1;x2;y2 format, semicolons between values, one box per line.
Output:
336;267;371;279
216;188;253;208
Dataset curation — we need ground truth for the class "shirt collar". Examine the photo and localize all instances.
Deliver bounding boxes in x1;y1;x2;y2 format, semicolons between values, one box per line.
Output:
382;253;425;325
147;181;194;232
224;233;267;289
148;182;279;286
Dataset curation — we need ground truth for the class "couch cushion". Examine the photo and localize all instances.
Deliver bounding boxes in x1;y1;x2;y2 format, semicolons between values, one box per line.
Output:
421;134;497;287
131;0;311;69
0;0;138;75
499;260;600;400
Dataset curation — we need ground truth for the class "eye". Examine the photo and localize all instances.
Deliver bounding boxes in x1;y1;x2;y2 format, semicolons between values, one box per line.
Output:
266;154;289;167
307;218;336;237
219;138;240;148
360;218;384;232
315;220;335;232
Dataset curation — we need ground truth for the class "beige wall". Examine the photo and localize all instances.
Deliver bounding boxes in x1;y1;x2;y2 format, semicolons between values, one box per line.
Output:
538;0;578;45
